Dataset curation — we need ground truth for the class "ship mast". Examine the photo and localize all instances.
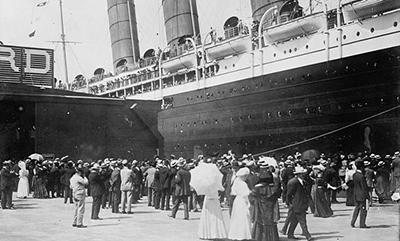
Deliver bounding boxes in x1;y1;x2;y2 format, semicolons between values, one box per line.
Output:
59;0;70;90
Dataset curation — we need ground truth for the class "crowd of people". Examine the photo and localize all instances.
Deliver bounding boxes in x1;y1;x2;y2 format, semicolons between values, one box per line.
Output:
0;149;399;240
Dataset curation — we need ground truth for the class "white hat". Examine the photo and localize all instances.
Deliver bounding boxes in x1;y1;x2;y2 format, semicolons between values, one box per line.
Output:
171;160;178;167
91;164;100;170
377;161;385;166
293;166;307;174
312;164;325;171
236;167;250;177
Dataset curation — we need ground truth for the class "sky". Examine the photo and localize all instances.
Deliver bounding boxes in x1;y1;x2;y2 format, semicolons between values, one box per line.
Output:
0;0;255;84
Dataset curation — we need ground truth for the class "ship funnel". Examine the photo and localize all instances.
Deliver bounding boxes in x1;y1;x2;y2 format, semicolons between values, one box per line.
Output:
162;0;201;47
107;0;140;73
250;0;286;23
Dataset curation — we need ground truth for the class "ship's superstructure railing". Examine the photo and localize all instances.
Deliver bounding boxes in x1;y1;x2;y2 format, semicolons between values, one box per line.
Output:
74;0;400;107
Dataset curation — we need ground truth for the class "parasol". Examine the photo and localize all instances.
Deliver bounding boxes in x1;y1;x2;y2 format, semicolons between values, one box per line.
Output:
190;162;224;195
29;153;44;161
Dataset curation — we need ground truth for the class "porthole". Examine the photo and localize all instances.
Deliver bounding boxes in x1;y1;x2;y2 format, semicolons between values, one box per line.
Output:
370;28;375;33
294;48;297;52
305;45;309;49
284;50;287;54
233;64;235;67
289;49;292;53
394;22;398;27
343;35;346;39
273;53;277;57
356;31;360;36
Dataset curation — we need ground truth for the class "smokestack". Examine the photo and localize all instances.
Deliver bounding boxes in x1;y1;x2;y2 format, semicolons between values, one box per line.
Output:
162;0;201;47
107;0;140;72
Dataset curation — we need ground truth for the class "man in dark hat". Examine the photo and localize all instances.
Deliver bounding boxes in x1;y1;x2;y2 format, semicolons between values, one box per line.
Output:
89;164;105;220
1;160;16;209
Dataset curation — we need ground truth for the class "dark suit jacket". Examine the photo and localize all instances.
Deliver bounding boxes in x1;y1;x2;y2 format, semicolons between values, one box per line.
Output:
158;167;171;190
174;168;191;196
353;171;369;202
0;168;12;190
89;171;105;196
110;169;121;192
60;167;75;186
286;177;309;213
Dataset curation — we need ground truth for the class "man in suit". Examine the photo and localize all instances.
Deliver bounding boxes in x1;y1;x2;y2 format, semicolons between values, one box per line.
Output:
159;160;172;210
110;161;121;213
351;161;370;228
70;167;88;228
60;161;75;204
170;158;191;220
120;159;134;214
1;160;15;209
89;164;105;220
286;166;313;241
131;160;142;204
144;161;157;206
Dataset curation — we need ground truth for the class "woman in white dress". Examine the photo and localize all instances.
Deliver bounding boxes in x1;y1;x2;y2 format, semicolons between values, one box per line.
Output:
197;160;228;240
228;167;252;240
17;160;30;198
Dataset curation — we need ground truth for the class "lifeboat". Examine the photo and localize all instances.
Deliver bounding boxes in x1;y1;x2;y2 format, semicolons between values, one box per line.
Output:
205;35;252;61
342;0;400;23
162;50;197;73
263;11;325;43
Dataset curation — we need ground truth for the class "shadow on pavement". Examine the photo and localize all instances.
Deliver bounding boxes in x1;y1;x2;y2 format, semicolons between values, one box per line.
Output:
331;213;350;217
369;224;396;229
311;231;339;235
313;235;344;240
103;216;132;220
88;223;120;228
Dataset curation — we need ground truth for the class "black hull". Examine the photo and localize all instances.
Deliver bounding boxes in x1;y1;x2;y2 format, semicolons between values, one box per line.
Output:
158;46;400;158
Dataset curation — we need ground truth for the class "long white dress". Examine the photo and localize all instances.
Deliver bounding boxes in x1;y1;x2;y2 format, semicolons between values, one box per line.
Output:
195;163;228;239
228;178;252;240
17;163;30;198
198;192;228;239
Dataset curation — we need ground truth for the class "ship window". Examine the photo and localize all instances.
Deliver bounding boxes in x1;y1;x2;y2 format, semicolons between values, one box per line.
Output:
273;53;277;57
233;64;235;67
294;48;297;52
284;50;287;54
370;28;375;33
289;49;292;53
343;35;346;39
356;31;360;36
305;45;309;49
394;22;398;27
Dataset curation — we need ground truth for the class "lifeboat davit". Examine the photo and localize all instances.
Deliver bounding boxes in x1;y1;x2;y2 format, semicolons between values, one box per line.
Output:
205;35;252;61
162;50;197;73
342;0;400;22
262;12;325;43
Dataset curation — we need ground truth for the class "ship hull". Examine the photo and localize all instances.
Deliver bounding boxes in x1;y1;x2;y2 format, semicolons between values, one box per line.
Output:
158;45;400;158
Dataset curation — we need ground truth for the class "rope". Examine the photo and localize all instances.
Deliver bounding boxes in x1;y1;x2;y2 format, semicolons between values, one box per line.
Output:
253;105;400;157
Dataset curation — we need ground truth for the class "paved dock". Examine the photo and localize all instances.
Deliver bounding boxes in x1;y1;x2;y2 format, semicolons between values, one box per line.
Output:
0;195;398;241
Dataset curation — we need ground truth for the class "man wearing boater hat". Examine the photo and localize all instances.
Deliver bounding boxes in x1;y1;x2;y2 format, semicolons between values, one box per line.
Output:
286;166;313;241
170;158;191;220
350;161;370;228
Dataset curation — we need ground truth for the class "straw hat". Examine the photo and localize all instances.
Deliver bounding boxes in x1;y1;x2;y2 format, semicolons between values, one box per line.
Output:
293;166;307;174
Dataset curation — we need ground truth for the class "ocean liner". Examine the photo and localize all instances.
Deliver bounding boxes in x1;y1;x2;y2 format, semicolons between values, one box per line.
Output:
75;0;400;158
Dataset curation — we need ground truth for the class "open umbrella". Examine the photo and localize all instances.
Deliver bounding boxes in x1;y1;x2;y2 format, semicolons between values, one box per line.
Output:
29;153;43;161
190;162;223;195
